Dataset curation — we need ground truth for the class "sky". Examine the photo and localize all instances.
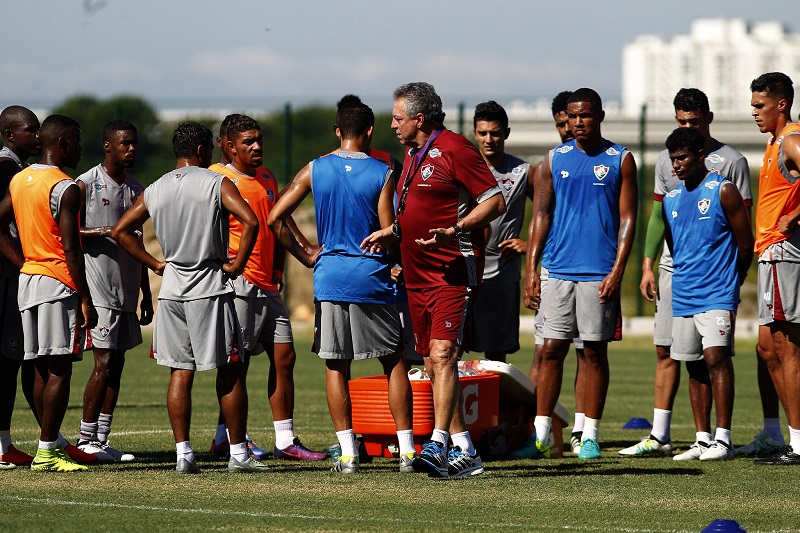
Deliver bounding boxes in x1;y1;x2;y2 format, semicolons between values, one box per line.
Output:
4;0;800;111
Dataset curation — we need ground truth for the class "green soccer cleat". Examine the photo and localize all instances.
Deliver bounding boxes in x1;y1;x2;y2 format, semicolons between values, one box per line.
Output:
577;438;602;459
30;447;88;472
509;436;550;459
618;437;673;457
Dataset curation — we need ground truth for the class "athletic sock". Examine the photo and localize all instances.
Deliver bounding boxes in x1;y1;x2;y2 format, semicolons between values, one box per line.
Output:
651;408;672;442
274;419;295;450
56;433;69;449
573;412;586;434
176;441;194;463
229;441;248;462
451;431;475;456
789;426;800;452
697;431;712;446
79;420;98;443
0;430;11;455
39;440;58;451
714;428;732;446
214;424;228;445
336;429;358;458
534;416;552;443
431;429;449;447
583;417;600;442
764;418;783;441
97;413;112;443
396;429;415;456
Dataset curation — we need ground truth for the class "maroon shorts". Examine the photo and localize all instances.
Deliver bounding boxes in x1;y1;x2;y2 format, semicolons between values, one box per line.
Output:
406;285;475;356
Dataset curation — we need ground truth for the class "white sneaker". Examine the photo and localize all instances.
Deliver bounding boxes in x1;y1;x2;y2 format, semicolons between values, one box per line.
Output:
77;441;114;462
699;441;735;461
100;441;135;462
673;441;709;461
619;437;673;457
570;433;582;454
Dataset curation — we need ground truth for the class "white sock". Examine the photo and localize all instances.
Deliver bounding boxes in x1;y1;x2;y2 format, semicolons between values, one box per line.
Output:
789;426;800;452
39;440;58;450
431;429;449;447
714;427;732;446
274;419;295;450
573;412;585;434
214;424;227;445
230;441;248;462
697;431;712;445
396;429;415;456
97;413;112;443
582;417;600;442
451;431;475;456
0;430;11;455
651;408;672;443
764;418;783;441
56;433;69;448
534;416;552;443
336;429;358;458
176;441;194;462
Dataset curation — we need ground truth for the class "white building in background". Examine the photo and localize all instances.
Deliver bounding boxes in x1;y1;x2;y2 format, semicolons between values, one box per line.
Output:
622;19;800;118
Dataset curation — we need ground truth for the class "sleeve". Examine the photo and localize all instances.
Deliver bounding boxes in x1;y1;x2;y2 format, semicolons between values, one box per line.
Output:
643;200;666;260
727;156;752;205
653;150;670;200
453;144;500;203
51;180;79;220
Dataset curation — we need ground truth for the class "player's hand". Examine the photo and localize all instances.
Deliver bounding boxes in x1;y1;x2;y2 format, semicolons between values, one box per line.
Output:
79;298;98;330
415;227;455;250
599;271;622;304
778;214;798;235
499;237;527;256
639;268;657;302
152;261;166;276
272;270;284;291
306;243;323;267
139;297;154;326
361;227;395;255
523;270;541;311
391;265;403;283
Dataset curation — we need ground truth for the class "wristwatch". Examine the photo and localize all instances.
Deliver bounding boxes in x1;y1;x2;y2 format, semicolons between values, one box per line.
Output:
451;224;463;237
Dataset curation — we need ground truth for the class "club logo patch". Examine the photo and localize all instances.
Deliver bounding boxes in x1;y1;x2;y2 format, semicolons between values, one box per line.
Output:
429;148;442;159
706;154;725;164
556;145;573;154
697;198;710;215
705;180;719;189
421;164;434;181
501;178;515;191
606;147;620;156
511;166;523;176
99;326;110;338
594;165;609;180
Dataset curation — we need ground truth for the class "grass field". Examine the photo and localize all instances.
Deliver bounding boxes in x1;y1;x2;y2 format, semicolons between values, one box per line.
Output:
1;329;798;533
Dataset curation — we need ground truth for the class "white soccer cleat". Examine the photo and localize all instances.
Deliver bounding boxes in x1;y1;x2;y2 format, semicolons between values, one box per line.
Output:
100;441;135;462
699;441;735;461
673;441;709;461
77;441;114;462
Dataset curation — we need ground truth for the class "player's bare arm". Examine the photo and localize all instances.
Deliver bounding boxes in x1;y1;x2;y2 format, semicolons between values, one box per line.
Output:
267;164;321;268
111;195;165;276
524;158;553;310
416;191;506;250
720;181;755;283
220;177;258;277
599;152;638;303
139;263;153;325
60;184;98;330
777;134;800;234
0;193;23;269
76;180;112;238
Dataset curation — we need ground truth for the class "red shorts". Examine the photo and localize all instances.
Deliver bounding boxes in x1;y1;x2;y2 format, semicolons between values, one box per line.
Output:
406;285;475;356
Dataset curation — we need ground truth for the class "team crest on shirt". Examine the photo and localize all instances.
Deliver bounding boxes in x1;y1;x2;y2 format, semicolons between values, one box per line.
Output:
99;326;110;338
429;148;442;159
501;178;515;191
697;198;710;215
511;166;523;176
556;145;573;154
605;147;620;156
705;180;720;189
594;165;609;180
130;184;143;203
706;154;725;164
421;164;434;181
267;189;275;202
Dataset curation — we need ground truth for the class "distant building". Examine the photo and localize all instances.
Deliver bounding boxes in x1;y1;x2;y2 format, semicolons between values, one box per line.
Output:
622;19;800;118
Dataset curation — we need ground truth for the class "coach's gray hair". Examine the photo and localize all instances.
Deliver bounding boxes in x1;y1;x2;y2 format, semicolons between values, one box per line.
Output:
393;82;446;126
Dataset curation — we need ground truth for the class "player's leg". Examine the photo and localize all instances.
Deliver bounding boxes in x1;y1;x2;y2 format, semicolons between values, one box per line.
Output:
167;368;198;473
379;350;415;470
672;315;711;461
77;346;115;459
0;357;33;466
572;344;586;453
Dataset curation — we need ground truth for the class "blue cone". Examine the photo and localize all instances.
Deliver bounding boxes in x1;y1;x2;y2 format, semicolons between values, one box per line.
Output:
621;417;652;429
701;519;747;532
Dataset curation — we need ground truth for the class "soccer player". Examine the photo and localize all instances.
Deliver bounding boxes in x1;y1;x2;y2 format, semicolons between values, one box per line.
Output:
621;88;754;459
74;120;152;463
111;121;268;474
210;114;325;462
364;82;506;477
749;72;800;466
525;88;638;459
0;106;42;468
662;126;753;461
269;95;414;474
0;114;98;472
468;100;532;363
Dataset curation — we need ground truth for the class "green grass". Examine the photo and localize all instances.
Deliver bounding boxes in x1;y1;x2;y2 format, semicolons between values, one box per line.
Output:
1;330;797;533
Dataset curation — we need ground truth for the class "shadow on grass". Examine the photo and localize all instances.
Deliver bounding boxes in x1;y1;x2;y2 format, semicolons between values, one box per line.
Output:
485;461;704;478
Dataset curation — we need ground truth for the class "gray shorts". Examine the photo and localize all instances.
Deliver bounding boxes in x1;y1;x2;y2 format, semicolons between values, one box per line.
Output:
758;241;800;325
152;294;241;371
313;301;401;360
21;294;84;360
396;299;423;363
469;280;520;354
671;310;735;362
653;267;673;346
89;307;142;351
0;275;24;361
534;267;583;348
540;277;617;342
233;292;293;354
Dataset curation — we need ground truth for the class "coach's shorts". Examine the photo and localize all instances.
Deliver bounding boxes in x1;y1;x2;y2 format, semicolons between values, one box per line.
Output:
234;292;293;354
469;280;520;354
534;267;584;349
152;294;241;371
21;294;84;361
88;307;142;351
671;310;735;362
653;267;673;346
540;278;617;342
758;242;800;325
0;275;23;361
313;301;401;360
406;285;474;357
396;299;423;364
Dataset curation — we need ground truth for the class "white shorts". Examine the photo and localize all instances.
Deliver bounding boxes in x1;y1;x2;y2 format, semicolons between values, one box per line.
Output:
88;307;142;351
671;310;735;362
540;277;617;342
653;268;673;346
21;294;84;361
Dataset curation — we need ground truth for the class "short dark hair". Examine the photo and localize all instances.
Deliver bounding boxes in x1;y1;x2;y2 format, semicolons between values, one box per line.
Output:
39;114;80;144
102;120;137;142
219;113;247;139
673;88;710;115
568;88;603;110
393;82;446;126
225;114;260;141
0;105;37;132
172;122;213;159
751;72;794;109
335;95;374;139
665;126;705;154
551;91;573;115
473;100;508;130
